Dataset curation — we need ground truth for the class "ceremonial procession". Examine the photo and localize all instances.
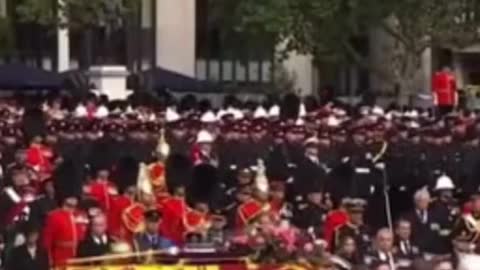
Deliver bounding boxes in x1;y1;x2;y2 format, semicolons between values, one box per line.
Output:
0;87;472;270
2;0;480;270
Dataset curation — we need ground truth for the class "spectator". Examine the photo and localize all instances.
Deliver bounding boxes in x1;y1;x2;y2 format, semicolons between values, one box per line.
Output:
133;210;175;252
332;199;370;255
432;260;454;270
331;236;361;270
205;215;228;249
77;214;112;258
5;222;49;270
337;236;356;256
371;262;391;270
394;219;422;269
363;228;396;268
404;187;436;256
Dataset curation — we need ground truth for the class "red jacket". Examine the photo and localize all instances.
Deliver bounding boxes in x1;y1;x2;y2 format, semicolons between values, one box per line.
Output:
269;199;286;221
432;71;457;106
107;195;134;242
159;196;187;244
26;144;54;178
83;180;118;211
120;202;146;244
324;209;349;249
184;208;210;236
236;200;266;229
42;209;88;266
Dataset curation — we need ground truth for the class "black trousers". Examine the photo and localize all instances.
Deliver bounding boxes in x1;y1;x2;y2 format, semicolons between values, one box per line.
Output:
437;105;453;118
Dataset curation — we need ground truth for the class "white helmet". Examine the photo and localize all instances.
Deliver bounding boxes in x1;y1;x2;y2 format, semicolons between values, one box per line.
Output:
299;103;307;117
253;106;268;119
434;174;455;190
166;107;180;123
372;106;384;116
268;105;280;118
200;111;217;123
327;115;340;127
196;130;214;144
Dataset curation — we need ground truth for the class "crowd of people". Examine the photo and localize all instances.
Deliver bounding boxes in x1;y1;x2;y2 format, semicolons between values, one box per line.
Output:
0;91;476;270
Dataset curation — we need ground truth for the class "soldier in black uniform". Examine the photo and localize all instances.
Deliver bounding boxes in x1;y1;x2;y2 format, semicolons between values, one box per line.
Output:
29;178;56;227
166;119;191;157
265;125;292;185
249;120;271;163
428;174;459;256
292;181;328;238
459;127;480;199
291;137;329;201
343;126;378;200
407;129;431;192
332;199;371;256
387;127;414;220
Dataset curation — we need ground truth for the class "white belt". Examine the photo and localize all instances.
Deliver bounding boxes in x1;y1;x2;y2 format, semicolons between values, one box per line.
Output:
355;167;370;174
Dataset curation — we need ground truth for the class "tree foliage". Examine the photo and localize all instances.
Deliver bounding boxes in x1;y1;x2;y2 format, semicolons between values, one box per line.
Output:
212;0;480;94
16;0;141;29
0;17;15;55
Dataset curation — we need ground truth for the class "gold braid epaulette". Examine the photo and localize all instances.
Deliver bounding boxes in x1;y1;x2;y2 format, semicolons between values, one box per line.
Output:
372;141;388;164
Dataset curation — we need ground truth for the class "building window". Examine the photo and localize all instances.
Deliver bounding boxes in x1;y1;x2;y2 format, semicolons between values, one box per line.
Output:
196;0;274;85
0;0;6;18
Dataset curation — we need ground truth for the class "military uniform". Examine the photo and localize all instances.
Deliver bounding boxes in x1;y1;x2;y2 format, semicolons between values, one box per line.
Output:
292;201;327;235
451;212;480;253
292;154;329;198
332;223;371;256
42;158;87;266
460;141;480;198
29;194;56;226
428;198;459;255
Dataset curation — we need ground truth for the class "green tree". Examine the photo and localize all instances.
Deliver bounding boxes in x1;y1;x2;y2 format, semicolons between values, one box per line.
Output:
17;0;141;64
212;0;480;98
379;0;480;99
0;17;15;55
16;0;140;29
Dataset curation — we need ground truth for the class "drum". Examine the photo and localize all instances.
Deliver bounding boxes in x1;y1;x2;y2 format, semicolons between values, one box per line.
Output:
457;252;480;270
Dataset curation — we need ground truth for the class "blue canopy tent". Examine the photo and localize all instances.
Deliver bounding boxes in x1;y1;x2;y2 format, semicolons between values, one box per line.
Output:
0;64;63;91
132;67;220;93
60;69;91;97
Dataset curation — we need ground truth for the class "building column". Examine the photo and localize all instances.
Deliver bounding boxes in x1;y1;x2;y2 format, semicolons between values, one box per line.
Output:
155;0;196;76
57;0;69;72
368;26;396;93
282;52;314;96
0;0;6;17
276;39;314;96
452;53;465;89
420;47;432;92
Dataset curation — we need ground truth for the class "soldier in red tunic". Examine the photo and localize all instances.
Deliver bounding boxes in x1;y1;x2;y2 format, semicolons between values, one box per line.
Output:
25;135;54;182
159;186;188;244
184;202;212;240
432;66;457;117
324;199;350;250
83;166;118;211
236;197;270;230
42;160;87;267
108;157;138;242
